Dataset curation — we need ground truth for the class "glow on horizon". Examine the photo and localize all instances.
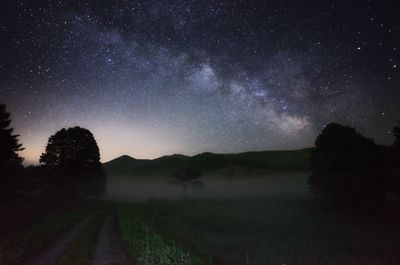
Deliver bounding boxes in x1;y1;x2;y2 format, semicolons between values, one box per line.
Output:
2;1;399;168
18;121;314;165
18;123;195;165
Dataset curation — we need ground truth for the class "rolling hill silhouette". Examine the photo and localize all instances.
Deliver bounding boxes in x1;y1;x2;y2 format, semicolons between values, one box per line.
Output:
103;148;313;176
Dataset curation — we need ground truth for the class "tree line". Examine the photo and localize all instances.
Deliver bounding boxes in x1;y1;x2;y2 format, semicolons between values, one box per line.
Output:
0;104;105;200
308;122;400;207
1;102;400;205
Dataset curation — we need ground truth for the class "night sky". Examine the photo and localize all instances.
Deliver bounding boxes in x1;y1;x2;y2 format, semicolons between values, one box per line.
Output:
1;0;399;164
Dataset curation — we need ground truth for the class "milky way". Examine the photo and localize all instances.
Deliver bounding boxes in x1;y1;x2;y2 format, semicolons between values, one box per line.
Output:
1;0;399;163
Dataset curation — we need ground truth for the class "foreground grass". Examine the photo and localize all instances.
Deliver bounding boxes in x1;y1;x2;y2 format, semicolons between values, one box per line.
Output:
118;207;201;265
57;211;107;265
0;199;104;265
117;196;400;265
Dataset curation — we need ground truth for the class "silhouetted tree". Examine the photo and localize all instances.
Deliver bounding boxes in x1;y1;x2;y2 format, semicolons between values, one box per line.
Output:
0;104;24;200
40;126;105;197
22;165;46;194
308;123;385;206
392;120;400;149
386;120;400;196
169;170;202;198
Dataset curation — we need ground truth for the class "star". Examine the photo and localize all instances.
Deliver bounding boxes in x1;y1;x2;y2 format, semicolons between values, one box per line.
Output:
1;0;399;163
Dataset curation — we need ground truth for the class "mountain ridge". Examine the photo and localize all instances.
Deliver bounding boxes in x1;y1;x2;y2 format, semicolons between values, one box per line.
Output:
103;148;313;176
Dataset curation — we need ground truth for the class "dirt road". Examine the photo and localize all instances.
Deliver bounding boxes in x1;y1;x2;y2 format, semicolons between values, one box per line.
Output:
25;212;132;265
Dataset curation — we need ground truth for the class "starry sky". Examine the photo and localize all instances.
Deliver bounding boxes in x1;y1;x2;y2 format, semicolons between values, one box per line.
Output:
1;0;399;164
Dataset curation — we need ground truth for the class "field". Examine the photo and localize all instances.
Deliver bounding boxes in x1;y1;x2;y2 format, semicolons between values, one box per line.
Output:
1;168;399;265
114;170;400;265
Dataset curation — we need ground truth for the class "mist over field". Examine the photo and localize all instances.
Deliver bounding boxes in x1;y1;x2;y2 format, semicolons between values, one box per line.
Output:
105;170;309;201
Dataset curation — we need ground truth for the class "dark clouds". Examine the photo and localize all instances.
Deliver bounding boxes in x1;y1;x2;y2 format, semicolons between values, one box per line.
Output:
1;0;399;163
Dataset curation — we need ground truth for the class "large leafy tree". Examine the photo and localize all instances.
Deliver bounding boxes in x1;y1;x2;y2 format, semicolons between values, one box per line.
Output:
0;104;24;199
308;123;385;205
40;127;101;168
40;126;105;197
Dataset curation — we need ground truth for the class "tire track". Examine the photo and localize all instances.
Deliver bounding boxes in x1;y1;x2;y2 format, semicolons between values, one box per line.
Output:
26;213;96;265
92;213;133;265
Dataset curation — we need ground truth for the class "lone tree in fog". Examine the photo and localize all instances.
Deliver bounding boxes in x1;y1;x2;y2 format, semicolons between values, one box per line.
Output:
0;104;24;200
308;123;385;205
40;126;105;197
170;170;202;198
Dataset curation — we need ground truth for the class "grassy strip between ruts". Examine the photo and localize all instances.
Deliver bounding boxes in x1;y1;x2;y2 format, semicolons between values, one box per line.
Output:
57;211;107;265
117;206;204;265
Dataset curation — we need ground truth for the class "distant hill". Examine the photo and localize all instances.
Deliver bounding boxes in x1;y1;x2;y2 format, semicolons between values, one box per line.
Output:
103;148;313;176
103;155;151;175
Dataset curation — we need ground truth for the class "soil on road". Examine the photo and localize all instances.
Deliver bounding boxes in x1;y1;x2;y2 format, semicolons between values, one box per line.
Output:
26;213;96;265
92;213;133;265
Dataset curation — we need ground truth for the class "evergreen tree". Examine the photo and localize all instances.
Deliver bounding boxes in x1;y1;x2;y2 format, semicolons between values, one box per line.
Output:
0;104;24;199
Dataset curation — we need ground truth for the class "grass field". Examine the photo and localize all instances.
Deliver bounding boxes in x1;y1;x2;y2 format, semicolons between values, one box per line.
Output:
2;169;399;265
116;172;400;265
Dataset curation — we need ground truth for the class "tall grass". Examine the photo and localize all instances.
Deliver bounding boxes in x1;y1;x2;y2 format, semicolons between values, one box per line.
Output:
118;206;202;265
117;197;400;265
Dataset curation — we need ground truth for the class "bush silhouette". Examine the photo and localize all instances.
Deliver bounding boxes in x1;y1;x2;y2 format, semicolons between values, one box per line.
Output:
40;126;105;198
308;123;385;206
0;104;24;200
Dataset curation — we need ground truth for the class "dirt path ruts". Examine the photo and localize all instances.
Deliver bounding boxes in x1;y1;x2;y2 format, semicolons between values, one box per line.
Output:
26;213;96;265
92;213;133;265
